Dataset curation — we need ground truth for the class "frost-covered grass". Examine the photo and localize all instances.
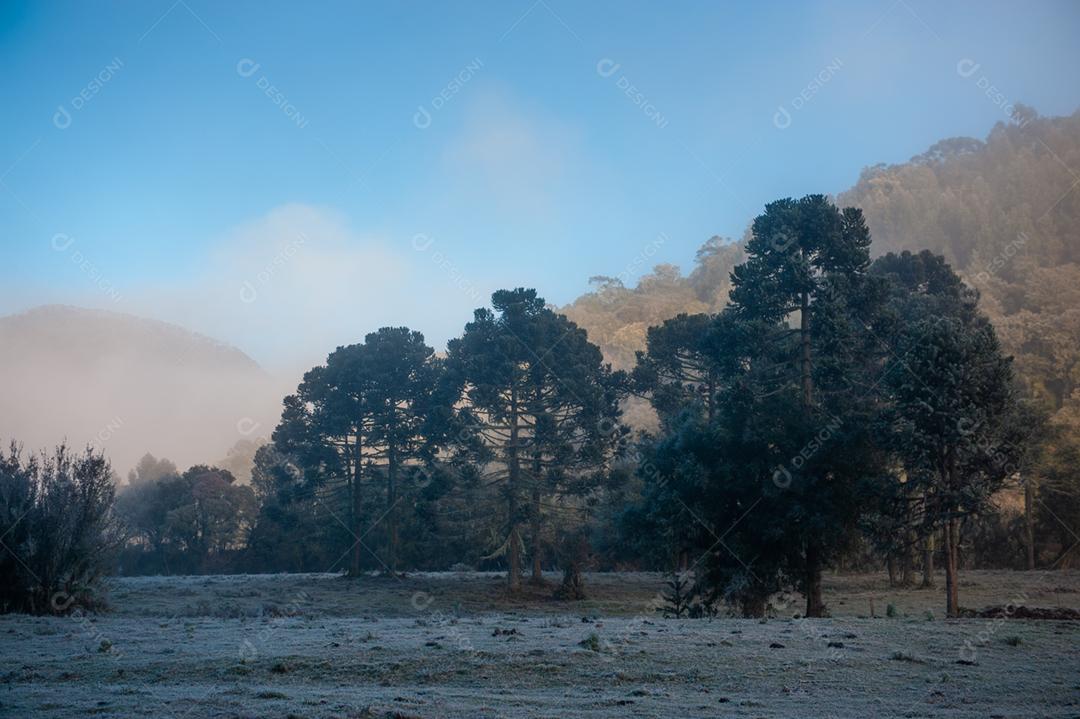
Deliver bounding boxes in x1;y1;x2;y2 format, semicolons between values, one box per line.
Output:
2;570;1078;718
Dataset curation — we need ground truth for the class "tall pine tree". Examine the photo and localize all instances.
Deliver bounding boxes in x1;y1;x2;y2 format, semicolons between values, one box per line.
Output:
272;327;444;575
728;195;875;617
446;289;625;591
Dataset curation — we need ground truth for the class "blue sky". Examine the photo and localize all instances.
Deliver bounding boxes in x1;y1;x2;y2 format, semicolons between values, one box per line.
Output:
3;0;1079;369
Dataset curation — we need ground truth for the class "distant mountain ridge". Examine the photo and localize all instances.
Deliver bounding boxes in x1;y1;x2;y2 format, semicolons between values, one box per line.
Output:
0;305;278;474
0;305;264;372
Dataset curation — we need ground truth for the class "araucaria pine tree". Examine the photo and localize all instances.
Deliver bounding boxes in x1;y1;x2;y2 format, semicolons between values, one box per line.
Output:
272;327;444;575
727;195;878;617
445;289;625;591
875;253;1025;616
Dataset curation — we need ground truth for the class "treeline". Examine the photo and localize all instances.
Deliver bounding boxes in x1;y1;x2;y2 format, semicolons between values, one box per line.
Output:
3;193;1075;617
111;293;626;598
116;455;256;575
107;196;1059;619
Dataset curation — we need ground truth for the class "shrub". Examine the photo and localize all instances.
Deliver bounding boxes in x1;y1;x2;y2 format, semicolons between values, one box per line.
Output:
579;632;602;651
889;650;923;663
0;442;124;614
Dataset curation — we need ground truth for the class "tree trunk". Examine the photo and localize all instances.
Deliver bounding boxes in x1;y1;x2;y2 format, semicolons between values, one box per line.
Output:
922;533;935;588
941;453;960;616
555;562;585;600
805;541;825;617
530;449;544;584
887;555;898;587
387;442;399;574
902;530;916;587
706;376;716;425
1024;475;1036;570
507;391;522;592
799;288;825;616
943;520;960;617
507;524;522;591
350;438;363;577
799;289;813;406
530;485;543;583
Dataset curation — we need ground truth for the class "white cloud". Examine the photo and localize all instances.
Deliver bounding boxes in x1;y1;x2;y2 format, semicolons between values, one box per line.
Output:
144;203;417;371
212;203;405;321
442;92;574;216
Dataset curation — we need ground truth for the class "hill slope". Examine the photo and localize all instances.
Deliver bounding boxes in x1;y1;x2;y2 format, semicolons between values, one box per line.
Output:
564;108;1080;422
0;305;279;474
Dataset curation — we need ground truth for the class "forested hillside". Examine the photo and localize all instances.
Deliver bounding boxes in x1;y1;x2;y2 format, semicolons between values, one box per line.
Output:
564;107;1080;427
841;107;1080;424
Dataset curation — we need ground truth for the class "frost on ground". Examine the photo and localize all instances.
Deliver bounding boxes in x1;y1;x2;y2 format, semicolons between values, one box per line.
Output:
2;571;1078;718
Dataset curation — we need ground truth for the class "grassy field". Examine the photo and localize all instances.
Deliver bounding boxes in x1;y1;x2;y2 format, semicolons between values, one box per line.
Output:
2;570;1079;718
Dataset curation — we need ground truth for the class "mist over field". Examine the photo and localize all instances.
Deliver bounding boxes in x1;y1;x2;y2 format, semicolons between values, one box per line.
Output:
3;2;1080;718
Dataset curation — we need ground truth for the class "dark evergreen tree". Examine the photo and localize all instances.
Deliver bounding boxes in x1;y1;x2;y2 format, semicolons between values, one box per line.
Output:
360;327;444;571
727;195;877;617
272;327;445;575
883;313;1022;616
272;345;374;576
873;250;1037;614
658;570;697;618
862;251;980;585
245;444;346;572
632;312;734;426
445;288;626;591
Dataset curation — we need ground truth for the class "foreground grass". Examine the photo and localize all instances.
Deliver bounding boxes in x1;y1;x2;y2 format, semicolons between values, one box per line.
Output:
1;570;1078;718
